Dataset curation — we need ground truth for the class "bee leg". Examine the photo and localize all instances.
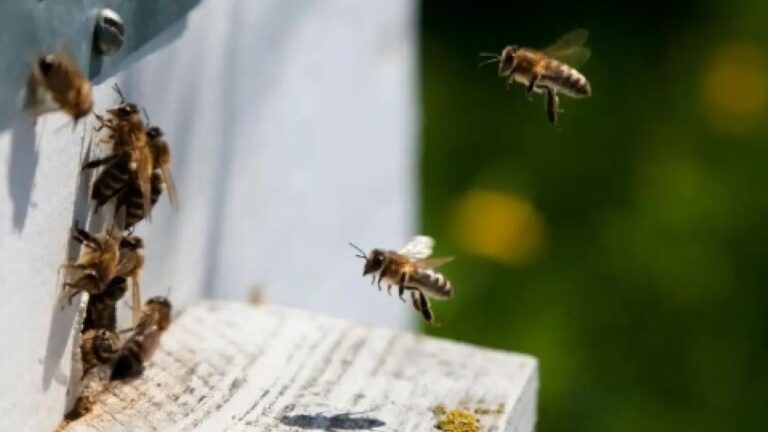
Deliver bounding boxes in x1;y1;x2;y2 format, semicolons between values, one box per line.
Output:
417;291;435;324
526;75;540;100
387;284;393;295
545;87;560;126
376;274;384;291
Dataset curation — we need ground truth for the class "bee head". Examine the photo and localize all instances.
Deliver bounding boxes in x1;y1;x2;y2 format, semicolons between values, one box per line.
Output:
363;249;387;276
147;296;173;330
349;242;385;276
146;126;164;140
38;54;58;76
120;235;144;251
499;45;519;77
108;102;139;119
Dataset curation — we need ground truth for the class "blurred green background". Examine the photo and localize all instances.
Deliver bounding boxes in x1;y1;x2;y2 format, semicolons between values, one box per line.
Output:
419;1;768;431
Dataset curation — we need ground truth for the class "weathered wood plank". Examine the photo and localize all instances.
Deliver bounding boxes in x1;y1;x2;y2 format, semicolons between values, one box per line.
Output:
62;302;538;431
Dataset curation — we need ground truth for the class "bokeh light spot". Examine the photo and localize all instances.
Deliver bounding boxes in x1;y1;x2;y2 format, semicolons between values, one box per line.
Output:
451;189;546;265
702;41;768;133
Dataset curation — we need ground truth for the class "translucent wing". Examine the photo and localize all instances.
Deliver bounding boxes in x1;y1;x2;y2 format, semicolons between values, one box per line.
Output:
543;29;591;67
131;277;142;326
414;256;455;269
161;165;180;211
398;235;435;260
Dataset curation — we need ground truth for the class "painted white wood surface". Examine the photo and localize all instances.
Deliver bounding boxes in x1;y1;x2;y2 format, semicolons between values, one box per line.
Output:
1;1;416;429
61;302;538;432
115;0;419;328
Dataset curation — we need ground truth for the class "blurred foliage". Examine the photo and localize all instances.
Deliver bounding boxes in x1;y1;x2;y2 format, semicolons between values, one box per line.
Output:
419;1;768;431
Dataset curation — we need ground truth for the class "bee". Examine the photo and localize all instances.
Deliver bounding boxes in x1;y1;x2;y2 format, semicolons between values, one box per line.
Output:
60;223;121;304
27;51;93;124
79;328;121;376
82;276;127;332
350;236;454;324
86;85;154;217
481;29;592;125
111;296;173;380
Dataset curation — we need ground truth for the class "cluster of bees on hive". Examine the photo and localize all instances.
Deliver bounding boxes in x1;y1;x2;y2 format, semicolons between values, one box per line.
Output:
26;51;180;424
28;27;592;426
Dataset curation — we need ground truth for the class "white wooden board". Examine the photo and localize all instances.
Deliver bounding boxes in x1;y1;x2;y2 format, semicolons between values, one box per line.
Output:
61;302;538;432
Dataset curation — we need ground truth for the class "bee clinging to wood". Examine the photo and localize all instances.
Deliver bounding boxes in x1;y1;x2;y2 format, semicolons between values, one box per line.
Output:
111;296;173;380
480;29;592;126
350;236;454;324
26;51;93;124
86;84;154;218
60;222;121;304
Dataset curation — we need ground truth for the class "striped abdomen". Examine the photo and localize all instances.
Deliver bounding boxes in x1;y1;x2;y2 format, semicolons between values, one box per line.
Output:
540;59;591;98
118;171;163;230
409;269;453;300
91;152;132;208
82;276;127;332
110;338;145;380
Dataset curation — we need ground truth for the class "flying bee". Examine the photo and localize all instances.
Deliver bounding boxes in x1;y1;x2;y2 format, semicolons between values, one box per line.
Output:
350;236;454;324
27;51;93;124
114;234;145;325
111;296;173;380
481;29;592;125
79;328;121;376
82;276;127;332
60;222;121;304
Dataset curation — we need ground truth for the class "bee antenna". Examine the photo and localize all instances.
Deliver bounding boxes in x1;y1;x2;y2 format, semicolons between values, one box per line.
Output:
477;53;500;68
141;107;151;127
348;242;368;259
112;83;126;104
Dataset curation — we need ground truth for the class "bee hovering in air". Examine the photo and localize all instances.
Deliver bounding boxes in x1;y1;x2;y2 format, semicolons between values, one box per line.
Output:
60;222;122;304
111;296;173;380
350;236;454;324
26;51;93;125
480;29;592;126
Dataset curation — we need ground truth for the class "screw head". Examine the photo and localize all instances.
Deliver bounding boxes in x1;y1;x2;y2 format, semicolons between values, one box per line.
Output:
93;8;125;56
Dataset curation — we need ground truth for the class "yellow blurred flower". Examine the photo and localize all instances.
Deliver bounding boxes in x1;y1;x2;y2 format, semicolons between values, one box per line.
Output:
702;41;768;133
451;189;546;265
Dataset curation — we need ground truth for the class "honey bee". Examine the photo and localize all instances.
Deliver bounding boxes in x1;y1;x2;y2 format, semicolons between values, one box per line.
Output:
27;51;93;124
350;236;454;324
82;276;127;332
60;223;121;304
79;328;121;376
481;29;592;125
111;296;173;380
87;85;153;217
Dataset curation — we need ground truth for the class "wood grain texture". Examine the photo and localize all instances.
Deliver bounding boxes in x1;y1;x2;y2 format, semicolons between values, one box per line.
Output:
62;302;538;432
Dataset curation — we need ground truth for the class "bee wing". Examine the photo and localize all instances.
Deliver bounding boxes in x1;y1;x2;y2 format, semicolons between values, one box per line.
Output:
131;277;142;327
414;256;455;269
543;29;591;67
115;251;137;277
161;165;180;211
136;150;153;221
398;235;435;260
